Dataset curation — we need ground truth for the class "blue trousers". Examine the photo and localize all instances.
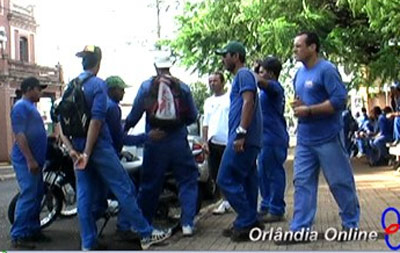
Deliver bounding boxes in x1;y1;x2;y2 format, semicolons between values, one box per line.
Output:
367;136;392;165
258;145;287;216
10;159;44;240
75;145;152;249
291;134;360;231
217;144;259;229
394;117;400;141
138;137;199;227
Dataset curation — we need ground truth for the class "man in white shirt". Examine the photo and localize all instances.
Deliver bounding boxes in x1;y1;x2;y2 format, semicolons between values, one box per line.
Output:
203;72;231;215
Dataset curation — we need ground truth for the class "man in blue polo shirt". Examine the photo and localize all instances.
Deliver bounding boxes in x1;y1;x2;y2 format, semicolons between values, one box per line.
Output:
59;46;170;250
215;41;263;242
255;57;289;223
287;32;360;240
10;77;49;249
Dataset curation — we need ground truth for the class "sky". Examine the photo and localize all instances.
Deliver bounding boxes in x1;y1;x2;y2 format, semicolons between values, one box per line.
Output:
14;0;201;106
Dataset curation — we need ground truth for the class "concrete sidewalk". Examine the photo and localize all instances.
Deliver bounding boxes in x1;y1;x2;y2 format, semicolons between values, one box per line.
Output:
0;162;14;181
154;157;400;251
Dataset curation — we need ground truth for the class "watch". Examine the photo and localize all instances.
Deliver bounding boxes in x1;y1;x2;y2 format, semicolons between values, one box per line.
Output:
236;126;247;135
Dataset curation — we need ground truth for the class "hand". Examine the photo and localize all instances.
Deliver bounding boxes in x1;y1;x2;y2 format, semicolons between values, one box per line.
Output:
202;142;210;155
68;149;80;163
233;138;245;153
290;97;304;109
27;158;40;174
148;129;166;141
293;105;311;118
75;153;88;170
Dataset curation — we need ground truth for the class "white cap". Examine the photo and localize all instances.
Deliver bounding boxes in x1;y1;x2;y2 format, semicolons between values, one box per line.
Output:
154;51;174;69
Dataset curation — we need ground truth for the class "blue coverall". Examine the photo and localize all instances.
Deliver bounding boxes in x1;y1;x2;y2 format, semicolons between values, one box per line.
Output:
10;98;47;240
258;80;289;216
124;77;199;228
71;71;153;250
217;68;263;229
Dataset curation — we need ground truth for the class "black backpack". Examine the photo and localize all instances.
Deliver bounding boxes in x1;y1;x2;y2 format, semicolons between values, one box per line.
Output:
58;75;93;138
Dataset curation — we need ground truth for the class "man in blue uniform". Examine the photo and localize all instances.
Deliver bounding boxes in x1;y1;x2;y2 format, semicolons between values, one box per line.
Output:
104;75;166;240
255;57;289;223
366;106;393;166
215;41;263;241
124;52;199;236
59;46;170;250
10;77;49;249
288;32;360;241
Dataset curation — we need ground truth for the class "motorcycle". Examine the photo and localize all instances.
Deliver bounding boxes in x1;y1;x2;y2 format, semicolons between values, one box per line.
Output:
8;136;76;229
8;134;215;231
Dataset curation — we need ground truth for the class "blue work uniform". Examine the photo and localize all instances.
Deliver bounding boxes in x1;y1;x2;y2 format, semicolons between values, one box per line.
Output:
393;97;400;141
71;71;153;250
368;113;393;165
10;98;47;240
291;59;360;231
105;97;148;233
124;77;199;227
258;80;289;216
106;98;148;154
217;67;262;229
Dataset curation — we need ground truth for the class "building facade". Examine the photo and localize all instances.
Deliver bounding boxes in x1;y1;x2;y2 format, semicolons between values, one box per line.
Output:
0;0;64;162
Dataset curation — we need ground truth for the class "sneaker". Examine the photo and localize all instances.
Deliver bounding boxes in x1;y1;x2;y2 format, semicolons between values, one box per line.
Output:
140;228;172;250
212;200;232;215
11;238;35;250
182;225;194;237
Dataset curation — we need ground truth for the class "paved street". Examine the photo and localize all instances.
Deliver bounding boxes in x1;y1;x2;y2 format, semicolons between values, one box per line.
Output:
1;154;400;251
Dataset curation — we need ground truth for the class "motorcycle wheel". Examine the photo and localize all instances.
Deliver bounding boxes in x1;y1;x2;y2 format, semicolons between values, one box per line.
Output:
60;204;77;217
8;185;63;229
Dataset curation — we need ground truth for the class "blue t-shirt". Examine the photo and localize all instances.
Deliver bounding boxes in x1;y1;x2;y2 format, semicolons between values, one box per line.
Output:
228;67;262;148
71;71;113;152
124;77;198;143
11;98;47;167
294;59;347;145
106;98;148;153
378;114;393;140
259;80;289;147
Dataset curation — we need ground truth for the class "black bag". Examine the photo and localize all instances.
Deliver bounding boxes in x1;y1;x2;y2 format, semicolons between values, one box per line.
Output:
144;75;189;130
58;75;93;138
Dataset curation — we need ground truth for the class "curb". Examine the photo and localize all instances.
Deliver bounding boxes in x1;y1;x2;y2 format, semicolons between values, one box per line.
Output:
0;173;15;181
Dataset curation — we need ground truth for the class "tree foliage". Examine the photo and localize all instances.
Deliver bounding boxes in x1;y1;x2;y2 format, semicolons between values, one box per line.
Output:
189;81;210;114
167;0;400;88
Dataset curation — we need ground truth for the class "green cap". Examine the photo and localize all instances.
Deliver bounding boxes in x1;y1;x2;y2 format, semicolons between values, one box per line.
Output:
215;41;246;56
105;76;129;89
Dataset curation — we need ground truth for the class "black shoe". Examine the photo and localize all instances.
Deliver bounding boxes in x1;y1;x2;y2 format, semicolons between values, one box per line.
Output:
222;225;234;237
230;220;265;242
116;229;140;241
11;238;36;249
28;232;52;243
83;241;108;251
260;213;285;223
274;238;312;245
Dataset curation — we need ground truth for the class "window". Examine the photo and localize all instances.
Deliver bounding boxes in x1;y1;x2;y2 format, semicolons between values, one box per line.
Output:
19;36;29;62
